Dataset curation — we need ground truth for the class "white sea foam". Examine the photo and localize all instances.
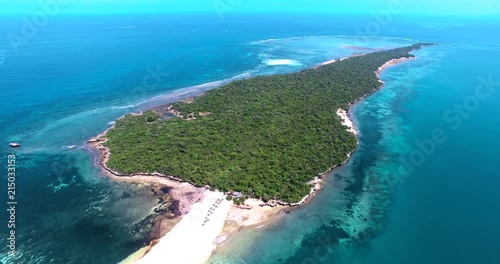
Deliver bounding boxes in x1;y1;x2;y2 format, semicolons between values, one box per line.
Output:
251;35;332;44
110;104;137;109
264;59;303;66
136;71;254;107
62;145;77;149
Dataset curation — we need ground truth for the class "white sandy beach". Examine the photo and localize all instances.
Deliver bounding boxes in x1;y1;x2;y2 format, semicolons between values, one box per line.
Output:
227;199;283;226
136;190;232;264
337;108;357;135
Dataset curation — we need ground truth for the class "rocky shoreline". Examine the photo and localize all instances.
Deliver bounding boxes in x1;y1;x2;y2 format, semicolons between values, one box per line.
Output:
87;54;416;218
87;53;419;263
86;54;378;210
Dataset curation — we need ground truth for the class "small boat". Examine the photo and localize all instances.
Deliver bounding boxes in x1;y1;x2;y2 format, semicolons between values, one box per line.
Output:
9;142;20;148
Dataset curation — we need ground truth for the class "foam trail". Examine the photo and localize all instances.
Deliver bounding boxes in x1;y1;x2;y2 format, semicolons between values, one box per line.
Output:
110;104;137;109
136;71;254;108
264;59;303;66
62;145;77;149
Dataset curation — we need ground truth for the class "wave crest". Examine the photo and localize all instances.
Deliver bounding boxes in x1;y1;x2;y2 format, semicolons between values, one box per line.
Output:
263;59;303;66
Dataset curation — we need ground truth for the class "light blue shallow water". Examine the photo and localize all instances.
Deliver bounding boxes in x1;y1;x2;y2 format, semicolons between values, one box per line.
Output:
1;14;499;263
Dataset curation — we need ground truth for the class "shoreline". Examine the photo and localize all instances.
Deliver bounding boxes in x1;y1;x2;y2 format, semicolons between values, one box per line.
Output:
86;54;417;264
337;108;358;135
313;53;364;69
86;53;371;207
135;190;232;264
342;56;417;133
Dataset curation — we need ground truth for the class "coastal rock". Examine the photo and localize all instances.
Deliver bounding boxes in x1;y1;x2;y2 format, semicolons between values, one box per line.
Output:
86;138;103;143
232;191;243;198
236;204;253;210
214;235;228;245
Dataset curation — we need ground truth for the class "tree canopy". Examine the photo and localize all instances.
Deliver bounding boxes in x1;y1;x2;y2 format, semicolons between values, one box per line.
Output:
104;44;431;203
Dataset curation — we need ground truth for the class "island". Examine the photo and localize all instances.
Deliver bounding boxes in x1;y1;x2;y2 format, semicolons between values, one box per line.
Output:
99;44;430;202
88;43;433;263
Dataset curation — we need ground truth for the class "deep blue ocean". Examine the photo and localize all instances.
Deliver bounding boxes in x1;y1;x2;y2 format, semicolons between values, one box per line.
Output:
1;13;499;264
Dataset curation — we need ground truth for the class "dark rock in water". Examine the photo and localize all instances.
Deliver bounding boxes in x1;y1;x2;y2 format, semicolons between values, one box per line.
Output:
168;199;181;217
160;186;172;194
9;142;20;148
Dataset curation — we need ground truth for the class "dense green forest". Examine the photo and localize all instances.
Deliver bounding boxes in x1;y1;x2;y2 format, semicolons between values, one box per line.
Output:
104;44;431;203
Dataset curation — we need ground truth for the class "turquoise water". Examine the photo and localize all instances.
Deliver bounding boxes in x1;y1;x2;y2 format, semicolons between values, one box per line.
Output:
1;14;499;263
